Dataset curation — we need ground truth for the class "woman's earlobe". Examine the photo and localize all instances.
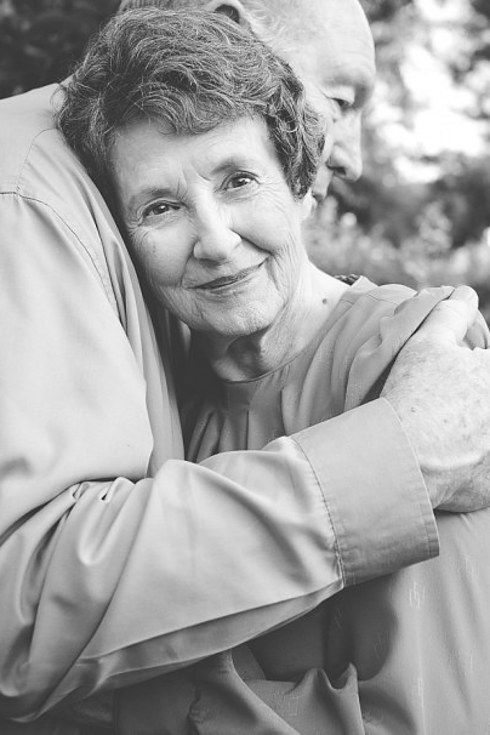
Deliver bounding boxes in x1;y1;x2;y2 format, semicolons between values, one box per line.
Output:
204;0;249;27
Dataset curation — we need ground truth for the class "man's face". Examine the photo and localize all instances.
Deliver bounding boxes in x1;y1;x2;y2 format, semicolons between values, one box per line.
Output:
269;0;376;203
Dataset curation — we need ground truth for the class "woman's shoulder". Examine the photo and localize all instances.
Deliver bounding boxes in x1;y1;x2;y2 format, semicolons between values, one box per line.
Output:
332;281;457;410
337;276;415;305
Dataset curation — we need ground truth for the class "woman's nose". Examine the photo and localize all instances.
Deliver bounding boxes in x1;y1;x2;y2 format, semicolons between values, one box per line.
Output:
192;205;241;261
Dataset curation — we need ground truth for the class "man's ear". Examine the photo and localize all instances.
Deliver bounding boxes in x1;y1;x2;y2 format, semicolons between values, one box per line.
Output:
203;0;251;28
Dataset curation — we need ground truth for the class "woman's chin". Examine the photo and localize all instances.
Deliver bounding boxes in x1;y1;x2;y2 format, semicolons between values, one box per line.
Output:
187;285;283;339
200;309;277;340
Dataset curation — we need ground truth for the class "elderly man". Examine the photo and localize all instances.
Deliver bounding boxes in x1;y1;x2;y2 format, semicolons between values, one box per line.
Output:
0;1;489;734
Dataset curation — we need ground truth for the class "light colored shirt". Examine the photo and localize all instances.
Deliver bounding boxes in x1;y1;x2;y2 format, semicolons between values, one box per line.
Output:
0;84;436;726
119;281;488;734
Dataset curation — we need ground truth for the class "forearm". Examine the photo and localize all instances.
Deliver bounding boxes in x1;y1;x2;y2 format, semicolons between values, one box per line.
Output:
1;401;438;721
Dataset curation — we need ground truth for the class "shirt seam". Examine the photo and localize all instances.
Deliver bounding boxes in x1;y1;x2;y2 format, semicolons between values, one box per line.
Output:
0;190;113;301
14;125;55;193
379;396;439;559
341;289;414;307
290;436;345;586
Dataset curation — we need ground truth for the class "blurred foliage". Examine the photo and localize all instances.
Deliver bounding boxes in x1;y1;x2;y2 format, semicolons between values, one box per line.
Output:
0;0;117;96
309;0;490;317
1;0;489;313
307;200;490;322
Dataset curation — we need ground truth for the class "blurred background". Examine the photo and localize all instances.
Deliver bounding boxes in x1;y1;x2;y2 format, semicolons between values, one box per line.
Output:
1;0;489;316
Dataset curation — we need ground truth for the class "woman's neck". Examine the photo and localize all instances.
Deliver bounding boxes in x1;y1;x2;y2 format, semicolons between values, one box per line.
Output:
197;263;349;382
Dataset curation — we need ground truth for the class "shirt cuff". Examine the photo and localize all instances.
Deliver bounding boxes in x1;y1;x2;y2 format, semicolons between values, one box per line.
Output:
292;397;439;586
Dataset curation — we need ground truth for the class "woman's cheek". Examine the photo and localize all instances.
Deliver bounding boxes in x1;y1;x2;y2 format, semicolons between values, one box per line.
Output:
140;226;190;288
234;209;289;255
243;189;302;253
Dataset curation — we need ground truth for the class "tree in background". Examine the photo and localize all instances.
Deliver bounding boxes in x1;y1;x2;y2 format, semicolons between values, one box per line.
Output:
0;0;117;97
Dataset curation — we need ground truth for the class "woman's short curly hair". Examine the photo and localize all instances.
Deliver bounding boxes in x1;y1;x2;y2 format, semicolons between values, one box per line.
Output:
58;8;324;199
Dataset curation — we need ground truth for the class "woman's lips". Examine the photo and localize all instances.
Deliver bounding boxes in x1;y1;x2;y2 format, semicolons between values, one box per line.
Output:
195;262;264;291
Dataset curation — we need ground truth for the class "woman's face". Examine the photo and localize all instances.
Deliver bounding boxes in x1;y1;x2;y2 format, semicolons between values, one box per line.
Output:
110;117;309;337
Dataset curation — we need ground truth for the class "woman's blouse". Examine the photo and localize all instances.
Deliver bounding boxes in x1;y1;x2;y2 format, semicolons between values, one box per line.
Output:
185;279;460;462
155;278;490;735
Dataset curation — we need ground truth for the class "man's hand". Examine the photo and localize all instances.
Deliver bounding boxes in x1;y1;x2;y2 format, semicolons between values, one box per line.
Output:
382;286;490;512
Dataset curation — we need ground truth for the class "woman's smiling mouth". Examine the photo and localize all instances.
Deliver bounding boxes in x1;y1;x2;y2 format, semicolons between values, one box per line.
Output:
195;262;265;291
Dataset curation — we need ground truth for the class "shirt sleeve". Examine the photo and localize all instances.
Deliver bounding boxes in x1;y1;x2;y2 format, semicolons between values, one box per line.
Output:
0;194;436;721
293;398;438;586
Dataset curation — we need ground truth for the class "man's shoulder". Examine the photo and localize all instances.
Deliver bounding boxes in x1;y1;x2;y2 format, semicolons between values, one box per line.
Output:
0;84;60;188
0;84;124;300
0;83;97;208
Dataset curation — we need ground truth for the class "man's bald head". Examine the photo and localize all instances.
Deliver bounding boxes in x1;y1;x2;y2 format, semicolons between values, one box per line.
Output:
119;0;317;28
118;0;284;10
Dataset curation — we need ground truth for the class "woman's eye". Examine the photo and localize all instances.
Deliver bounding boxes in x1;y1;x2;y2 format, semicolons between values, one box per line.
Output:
143;202;179;219
224;173;256;190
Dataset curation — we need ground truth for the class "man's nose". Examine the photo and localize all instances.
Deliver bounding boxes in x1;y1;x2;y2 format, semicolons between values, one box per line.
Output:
192;204;241;261
328;113;363;182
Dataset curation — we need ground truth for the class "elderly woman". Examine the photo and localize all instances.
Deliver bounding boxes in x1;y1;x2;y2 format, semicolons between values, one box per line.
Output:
59;8;490;735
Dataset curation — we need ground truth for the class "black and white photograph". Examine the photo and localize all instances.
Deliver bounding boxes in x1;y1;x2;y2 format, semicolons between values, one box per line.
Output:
1;0;490;732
